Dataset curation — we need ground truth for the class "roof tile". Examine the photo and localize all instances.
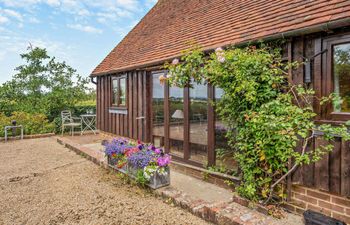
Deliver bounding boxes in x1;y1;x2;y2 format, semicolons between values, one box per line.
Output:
92;0;350;76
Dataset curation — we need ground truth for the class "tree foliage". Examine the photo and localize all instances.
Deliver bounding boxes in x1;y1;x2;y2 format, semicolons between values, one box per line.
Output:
165;45;350;203
0;47;91;121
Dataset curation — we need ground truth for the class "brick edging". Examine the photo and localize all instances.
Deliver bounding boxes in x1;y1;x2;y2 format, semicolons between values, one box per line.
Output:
56;137;105;167
155;187;279;225
0;133;56;141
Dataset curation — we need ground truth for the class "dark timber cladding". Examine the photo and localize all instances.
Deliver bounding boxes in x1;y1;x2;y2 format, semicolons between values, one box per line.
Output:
96;71;150;142
287;31;350;197
95;29;350;198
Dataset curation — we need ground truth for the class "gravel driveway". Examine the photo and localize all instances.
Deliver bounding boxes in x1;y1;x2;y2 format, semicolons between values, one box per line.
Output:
0;137;210;225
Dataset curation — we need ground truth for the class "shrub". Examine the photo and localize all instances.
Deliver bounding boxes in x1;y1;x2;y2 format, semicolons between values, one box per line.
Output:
165;45;350;203
0;112;54;137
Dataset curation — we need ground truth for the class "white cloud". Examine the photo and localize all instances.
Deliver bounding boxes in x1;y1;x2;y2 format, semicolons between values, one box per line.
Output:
46;0;60;6
0;0;41;8
116;0;139;11
97;17;106;24
77;8;90;16
2;9;23;21
0;15;9;24
67;23;102;34
29;17;40;23
96;9;132;24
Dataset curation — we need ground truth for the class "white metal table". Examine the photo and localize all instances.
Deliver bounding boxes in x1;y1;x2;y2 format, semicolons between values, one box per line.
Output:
80;114;96;135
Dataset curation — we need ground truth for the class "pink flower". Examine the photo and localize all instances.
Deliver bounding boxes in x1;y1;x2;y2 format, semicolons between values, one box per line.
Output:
215;47;223;53
172;58;179;65
157;154;171;167
215;47;225;63
155;148;161;154
217;55;225;63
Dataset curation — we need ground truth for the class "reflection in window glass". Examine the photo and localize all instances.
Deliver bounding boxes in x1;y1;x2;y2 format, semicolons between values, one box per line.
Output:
112;77;126;107
333;43;350;112
119;78;126;106
215;88;237;172
169;86;184;157
152;73;165;147
112;79;119;105
189;83;208;163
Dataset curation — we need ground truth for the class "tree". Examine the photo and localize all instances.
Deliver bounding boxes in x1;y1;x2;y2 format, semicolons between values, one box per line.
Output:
0;46;90;120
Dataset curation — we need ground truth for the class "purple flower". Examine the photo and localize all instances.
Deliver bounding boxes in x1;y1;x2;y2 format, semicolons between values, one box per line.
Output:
157;154;171;167
154;148;162;154
104;138;134;156
172;58;179;65
128;150;154;169
147;144;156;151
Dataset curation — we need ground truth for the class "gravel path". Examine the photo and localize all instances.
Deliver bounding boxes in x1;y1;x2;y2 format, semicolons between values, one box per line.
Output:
0;137;211;225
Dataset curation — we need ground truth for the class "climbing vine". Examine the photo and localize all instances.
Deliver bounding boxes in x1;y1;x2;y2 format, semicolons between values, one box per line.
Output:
164;45;350;203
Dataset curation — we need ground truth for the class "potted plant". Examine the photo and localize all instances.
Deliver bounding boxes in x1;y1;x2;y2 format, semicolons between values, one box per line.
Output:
127;142;171;189
126;142;153;177
104;138;134;172
144;147;171;189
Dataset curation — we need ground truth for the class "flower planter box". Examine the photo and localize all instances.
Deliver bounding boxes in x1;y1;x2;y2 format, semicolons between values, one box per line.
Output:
116;163;128;174
107;155;128;173
104;138;171;189
107;155;118;167
127;163;170;189
127;162;139;178
148;166;170;189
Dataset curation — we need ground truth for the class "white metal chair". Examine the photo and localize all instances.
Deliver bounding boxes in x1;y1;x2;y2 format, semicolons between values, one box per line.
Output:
61;110;81;136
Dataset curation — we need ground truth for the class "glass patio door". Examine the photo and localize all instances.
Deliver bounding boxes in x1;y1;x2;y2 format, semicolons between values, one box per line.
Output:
151;71;214;167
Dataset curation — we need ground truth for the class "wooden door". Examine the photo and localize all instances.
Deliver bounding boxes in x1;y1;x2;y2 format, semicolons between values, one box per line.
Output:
127;71;151;142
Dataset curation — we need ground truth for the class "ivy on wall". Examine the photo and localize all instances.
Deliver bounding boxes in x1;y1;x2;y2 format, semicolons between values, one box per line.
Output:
164;45;350;203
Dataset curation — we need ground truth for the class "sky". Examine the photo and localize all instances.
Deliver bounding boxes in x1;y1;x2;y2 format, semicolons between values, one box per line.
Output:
0;0;157;84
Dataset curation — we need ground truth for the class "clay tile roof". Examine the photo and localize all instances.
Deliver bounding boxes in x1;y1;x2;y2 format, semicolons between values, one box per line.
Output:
91;0;350;76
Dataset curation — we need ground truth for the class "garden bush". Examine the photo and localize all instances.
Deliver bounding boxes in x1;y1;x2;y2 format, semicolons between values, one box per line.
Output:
165;44;350;203
0;111;54;137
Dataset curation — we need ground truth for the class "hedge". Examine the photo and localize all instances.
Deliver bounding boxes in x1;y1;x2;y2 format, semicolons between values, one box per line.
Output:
0;112;54;137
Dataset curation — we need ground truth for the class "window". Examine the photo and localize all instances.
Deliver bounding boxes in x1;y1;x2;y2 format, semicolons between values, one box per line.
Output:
152;72;165;147
189;82;208;163
323;34;350;121
112;76;126;107
169;85;184;158
333;43;350;112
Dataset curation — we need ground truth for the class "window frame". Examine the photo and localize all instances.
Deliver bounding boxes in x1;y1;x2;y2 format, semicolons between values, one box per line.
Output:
111;75;127;108
323;34;350;121
150;71;166;146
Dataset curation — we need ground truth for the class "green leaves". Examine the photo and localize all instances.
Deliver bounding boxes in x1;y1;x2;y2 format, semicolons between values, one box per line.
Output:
0;112;54;137
0;47;91;121
164;44;350;203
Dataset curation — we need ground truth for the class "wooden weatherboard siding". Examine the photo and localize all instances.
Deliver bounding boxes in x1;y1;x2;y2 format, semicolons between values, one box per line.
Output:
291;136;350;197
95;29;350;198
288;30;350;197
96;71;150;142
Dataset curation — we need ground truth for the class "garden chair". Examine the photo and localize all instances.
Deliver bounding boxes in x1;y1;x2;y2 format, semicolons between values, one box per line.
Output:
61;110;81;136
